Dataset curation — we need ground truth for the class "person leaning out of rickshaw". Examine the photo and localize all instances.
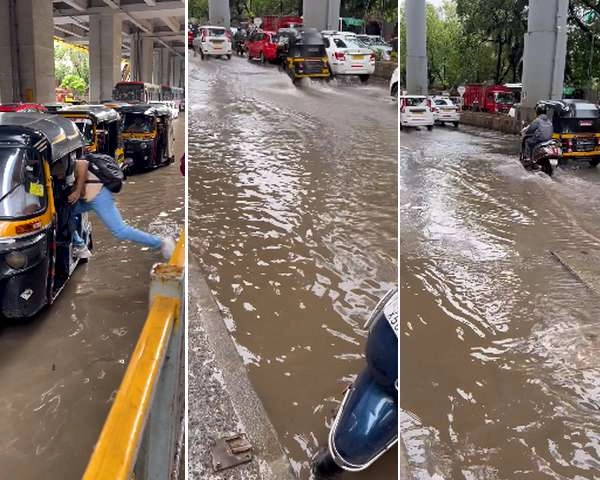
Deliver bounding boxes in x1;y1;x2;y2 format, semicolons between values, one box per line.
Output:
68;154;175;260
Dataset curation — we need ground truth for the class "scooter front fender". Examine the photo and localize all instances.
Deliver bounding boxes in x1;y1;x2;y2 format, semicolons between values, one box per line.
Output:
329;369;398;471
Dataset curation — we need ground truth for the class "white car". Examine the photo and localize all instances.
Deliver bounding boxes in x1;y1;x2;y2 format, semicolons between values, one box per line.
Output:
322;31;375;82
390;67;398;98
400;96;434;130
431;96;459;127
150;101;178;119
193;25;232;59
357;34;393;57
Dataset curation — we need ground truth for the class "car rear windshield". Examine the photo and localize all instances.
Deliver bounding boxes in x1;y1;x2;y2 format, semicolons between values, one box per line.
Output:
404;98;427;107
434;99;453;106
207;28;226;36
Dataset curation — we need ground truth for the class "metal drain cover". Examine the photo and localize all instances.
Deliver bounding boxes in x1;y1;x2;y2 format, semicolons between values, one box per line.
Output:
211;433;253;472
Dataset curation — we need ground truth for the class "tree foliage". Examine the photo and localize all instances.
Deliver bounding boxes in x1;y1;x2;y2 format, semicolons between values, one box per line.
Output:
54;41;89;94
61;74;87;94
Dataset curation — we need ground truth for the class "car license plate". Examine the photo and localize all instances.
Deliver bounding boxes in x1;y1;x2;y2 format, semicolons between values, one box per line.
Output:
580;120;593;127
352;55;364;60
383;291;398;337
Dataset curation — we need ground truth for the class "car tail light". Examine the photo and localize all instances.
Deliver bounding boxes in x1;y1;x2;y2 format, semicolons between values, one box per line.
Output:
201;32;206;42
226;31;232;40
334;51;346;61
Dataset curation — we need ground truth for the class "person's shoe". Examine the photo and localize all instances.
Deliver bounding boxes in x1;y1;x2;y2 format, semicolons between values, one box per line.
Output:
160;237;175;260
73;245;92;259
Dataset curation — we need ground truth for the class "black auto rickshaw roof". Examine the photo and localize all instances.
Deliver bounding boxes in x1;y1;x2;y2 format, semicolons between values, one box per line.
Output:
293;29;325;45
58;104;120;122
119;103;171;117
540;99;600;118
0;113;83;162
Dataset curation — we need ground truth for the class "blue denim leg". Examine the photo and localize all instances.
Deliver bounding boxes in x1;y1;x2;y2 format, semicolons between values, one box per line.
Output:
71;199;93;246
87;188;162;249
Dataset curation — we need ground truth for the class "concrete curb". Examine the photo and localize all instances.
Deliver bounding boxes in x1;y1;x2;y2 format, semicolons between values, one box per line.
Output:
374;60;397;80
459;111;521;135
189;263;296;480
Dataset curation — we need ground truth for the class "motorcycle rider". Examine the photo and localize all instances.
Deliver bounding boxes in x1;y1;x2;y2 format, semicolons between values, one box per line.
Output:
522;103;554;160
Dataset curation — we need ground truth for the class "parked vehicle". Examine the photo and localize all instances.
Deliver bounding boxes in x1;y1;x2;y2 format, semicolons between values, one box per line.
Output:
0;103;48;113
462;84;514;113
390;67;398;98
543;99;600;167
246;30;278;63
150;100;179;119
119;104;174;171
322;32;375;82
0;113;91;318
275;28;298;64
400;96;434;130
44;103;67;113
431;96;460;127
193;25;232;60
233;28;247;56
282;29;331;85
188;29;195;48
113;81;161;103
56;105;124;167
312;289;398;478
356;34;393;56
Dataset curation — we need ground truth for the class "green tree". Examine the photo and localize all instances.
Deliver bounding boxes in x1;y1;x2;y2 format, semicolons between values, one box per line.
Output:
54;40;89;93
61;74;87;95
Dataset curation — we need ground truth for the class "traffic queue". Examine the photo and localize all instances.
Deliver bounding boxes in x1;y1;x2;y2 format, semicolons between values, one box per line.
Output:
189;18;396;86
0;84;182;321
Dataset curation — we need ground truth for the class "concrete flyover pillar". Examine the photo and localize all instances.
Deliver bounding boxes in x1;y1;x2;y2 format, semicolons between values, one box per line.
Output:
208;0;230;27
173;57;182;88
405;0;427;95
152;48;160;85
89;13;122;103
0;0;55;103
521;0;569;117
160;48;170;86
141;36;154;84
303;0;340;31
130;32;155;83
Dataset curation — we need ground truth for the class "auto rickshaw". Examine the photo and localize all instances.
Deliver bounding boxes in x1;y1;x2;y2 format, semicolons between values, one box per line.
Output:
119;104;175;171
56;105;125;166
542;99;600;167
283;29;331;84
0;113;92;318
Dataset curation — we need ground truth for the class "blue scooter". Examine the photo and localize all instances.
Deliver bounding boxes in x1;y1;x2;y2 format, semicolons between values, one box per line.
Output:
312;289;398;478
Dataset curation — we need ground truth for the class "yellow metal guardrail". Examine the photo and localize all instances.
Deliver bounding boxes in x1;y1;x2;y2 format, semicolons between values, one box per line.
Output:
83;232;185;480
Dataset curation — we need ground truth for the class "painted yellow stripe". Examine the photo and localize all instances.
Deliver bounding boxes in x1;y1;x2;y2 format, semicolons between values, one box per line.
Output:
122;132;156;140
169;231;185;267
562;151;600;158
82;295;178;480
552;133;600;139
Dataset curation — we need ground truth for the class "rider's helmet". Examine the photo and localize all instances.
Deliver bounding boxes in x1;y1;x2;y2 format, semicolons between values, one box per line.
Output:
535;103;547;116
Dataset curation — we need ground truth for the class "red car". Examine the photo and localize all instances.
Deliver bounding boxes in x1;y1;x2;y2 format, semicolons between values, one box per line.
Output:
246;30;278;63
0;103;48;113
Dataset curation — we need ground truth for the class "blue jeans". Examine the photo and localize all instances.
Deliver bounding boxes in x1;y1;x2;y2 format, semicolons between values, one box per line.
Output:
72;187;162;249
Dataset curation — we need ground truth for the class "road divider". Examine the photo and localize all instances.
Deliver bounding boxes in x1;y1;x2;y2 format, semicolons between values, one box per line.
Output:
459;111;521;134
83;232;185;480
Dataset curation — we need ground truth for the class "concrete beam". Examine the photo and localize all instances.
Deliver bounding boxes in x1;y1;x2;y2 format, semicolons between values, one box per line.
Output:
162;16;179;33
101;0;120;8
55;24;86;38
303;0;340;31
59;0;87;11
208;0;230;27
143;0;156;5
54;1;183;17
405;0;428;95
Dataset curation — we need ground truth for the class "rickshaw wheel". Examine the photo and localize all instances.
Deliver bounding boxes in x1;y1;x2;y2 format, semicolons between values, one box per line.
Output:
590;159;600;168
226;54;232;60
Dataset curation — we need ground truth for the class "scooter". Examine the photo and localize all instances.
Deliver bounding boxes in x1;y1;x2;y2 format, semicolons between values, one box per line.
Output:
520;130;562;176
312;289;398;478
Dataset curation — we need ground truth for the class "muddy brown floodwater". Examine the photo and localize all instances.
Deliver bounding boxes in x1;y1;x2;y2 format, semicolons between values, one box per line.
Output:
0;118;184;479
188;56;398;478
401;125;600;479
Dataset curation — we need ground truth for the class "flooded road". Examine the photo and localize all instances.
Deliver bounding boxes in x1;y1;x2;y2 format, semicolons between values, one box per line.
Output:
188;56;397;478
0;118;184;479
401;125;600;479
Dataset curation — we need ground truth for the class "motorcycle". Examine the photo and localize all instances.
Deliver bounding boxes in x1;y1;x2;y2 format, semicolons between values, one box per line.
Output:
312;289;398;478
520;129;562;176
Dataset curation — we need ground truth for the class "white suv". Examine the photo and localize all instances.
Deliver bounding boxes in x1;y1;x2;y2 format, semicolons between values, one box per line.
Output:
431;96;459;127
193;25;232;59
322;31;375;82
400;96;434;130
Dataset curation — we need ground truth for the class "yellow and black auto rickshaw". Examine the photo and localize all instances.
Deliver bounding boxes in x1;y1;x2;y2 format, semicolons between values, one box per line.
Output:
119;104;175;171
0;113;92;318
283;29;331;84
57;105;125;166
543;99;600;167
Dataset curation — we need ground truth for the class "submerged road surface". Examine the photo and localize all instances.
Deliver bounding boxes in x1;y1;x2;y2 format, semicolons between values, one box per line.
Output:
0;118;184;479
189;56;397;478
401;125;600;479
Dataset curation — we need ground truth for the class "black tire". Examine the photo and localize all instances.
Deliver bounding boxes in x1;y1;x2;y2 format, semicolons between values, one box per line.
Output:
359;74;370;83
260;52;266;64
227;54;231;60
312;449;343;479
453;121;459;128
541;160;554;176
427;125;433;131
200;51;205;60
590;159;600;167
391;83;398;98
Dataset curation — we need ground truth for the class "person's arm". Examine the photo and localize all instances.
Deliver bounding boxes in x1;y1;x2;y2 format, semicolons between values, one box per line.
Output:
68;159;88;204
524;118;539;136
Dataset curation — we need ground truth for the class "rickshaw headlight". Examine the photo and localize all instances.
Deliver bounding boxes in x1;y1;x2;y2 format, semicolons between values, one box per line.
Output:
141;142;148;150
5;251;28;270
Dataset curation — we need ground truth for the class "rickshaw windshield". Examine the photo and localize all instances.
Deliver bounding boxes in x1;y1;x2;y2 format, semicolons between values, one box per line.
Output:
0;147;47;220
72;118;94;146
122;114;154;133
